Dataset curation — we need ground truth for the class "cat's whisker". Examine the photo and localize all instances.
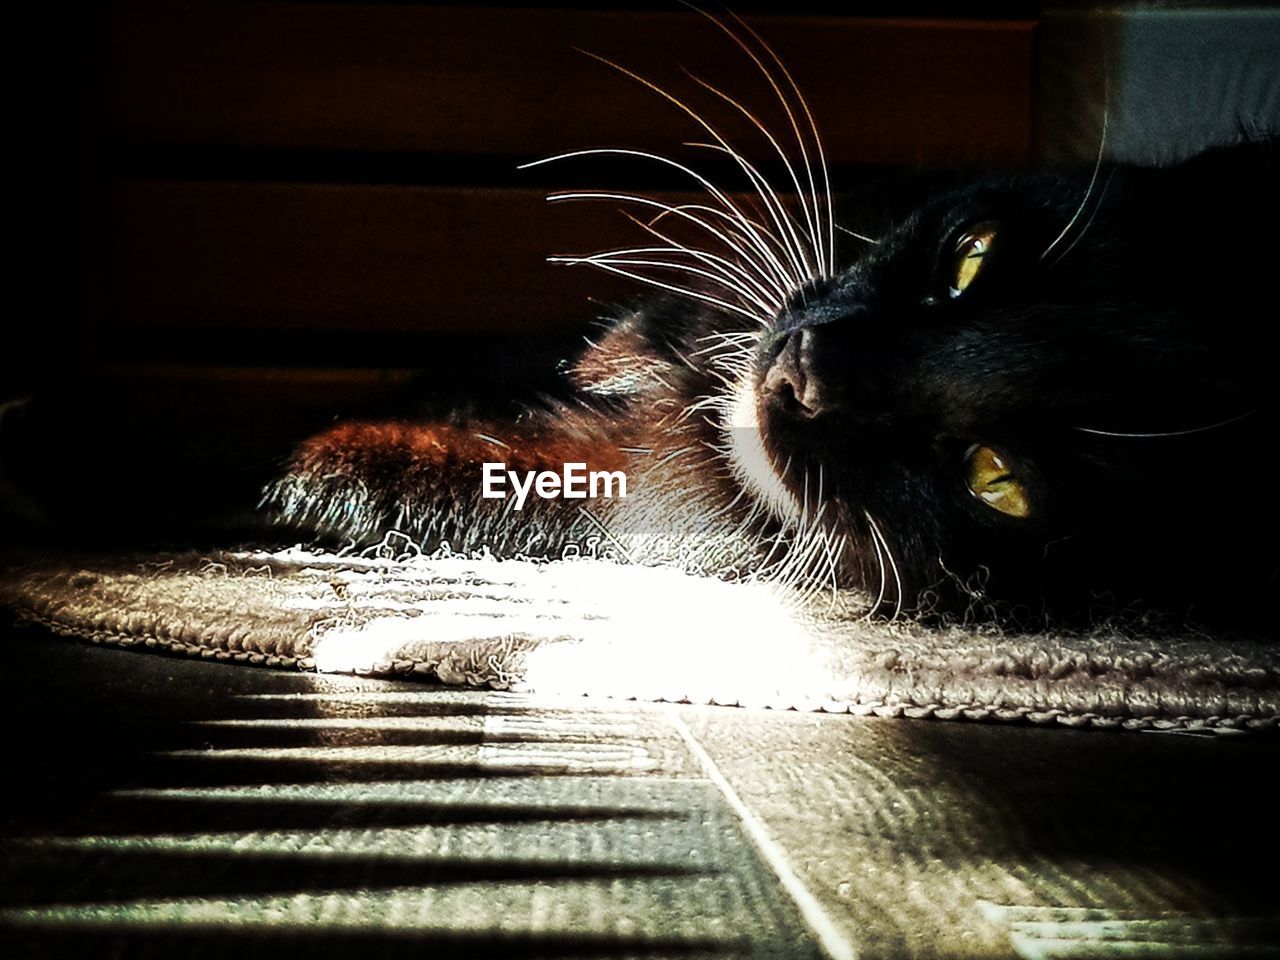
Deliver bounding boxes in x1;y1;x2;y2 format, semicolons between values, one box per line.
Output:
694;330;761;348
809;531;846;612
796;495;843;609
690;342;756;362
551;247;754;296
566;245;776;316
523;149;796;292
575;52;811;289
751;522;791;578
800;467;811;529
1076;404;1268;438
575;506;635;565
836;223;879;245
704;357;754;382
693;5;832;277
720;345;757;363
618;212;785;311
863;517;889;620
737;14;834;277
546;256;766;323
788;487;844;605
545;192;790;302
1041;103;1109;263
864;512;903;622
684;140;816;285
683;72;822;274
781;515;826;600
689;334;757;367
643;202;797;300
707;349;757;369
671;345;702;375
680;392;731;422
708;358;753;380
696;335;752;358
701;363;749;392
555;259;762;322
1048;168;1114;269
793;519;834;601
687;346;738;366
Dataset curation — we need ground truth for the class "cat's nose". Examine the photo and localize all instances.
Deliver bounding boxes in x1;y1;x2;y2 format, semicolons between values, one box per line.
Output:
761;329;829;418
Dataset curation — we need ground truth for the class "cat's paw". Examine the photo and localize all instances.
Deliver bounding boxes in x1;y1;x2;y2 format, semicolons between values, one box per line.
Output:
263;421;474;544
262;416;627;556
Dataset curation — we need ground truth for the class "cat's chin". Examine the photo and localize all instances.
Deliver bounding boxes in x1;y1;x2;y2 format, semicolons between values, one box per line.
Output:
723;372;804;526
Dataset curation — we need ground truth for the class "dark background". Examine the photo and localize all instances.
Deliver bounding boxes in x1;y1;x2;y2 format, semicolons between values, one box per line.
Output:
5;1;1040;540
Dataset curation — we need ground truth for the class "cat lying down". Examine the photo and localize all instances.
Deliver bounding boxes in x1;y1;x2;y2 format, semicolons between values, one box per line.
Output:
262;68;1278;632
0;18;1276;737
4;15;1277;641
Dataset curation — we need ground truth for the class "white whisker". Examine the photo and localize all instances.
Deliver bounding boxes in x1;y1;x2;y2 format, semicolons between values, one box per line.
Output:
546;257;766;323
645;201;800;296
865;513;903;622
800;467;811;529
695;330;762;345
685;140;815;284
571;53;812;288
618;213;784;311
691;336;761;360
576;506;635;564
547;192;791;302
723;8;836;277
863;517;888;619
684;72;823;274
562;245;776;315
1077;405;1267;438
827;535;847;608
836;223;879;245
523;149;796;290
1042;104;1109;262
1049;168;1114;269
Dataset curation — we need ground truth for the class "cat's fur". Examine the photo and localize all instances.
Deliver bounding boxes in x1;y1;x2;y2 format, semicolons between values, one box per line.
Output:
265;135;1278;629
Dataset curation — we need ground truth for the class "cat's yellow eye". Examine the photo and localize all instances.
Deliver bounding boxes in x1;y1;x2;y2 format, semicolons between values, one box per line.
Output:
964;444;1030;518
949;223;997;298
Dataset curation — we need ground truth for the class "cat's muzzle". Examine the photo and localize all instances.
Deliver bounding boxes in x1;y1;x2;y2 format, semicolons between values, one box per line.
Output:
761;328;830;419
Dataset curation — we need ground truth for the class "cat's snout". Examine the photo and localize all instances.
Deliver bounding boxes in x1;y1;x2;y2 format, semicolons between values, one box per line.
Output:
761;329;829;419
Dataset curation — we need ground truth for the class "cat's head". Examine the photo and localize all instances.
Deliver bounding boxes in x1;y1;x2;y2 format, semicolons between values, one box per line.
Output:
545;21;1276;623
730;145;1276;622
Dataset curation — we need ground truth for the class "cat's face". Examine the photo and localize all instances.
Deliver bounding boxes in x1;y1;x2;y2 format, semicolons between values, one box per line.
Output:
730;157;1272;620
507;9;1275;623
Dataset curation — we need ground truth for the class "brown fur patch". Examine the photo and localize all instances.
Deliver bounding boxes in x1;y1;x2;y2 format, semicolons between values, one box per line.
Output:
294;420;628;478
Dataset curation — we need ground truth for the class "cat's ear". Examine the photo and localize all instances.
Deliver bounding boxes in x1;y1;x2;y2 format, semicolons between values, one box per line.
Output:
1138;136;1277;293
1153;135;1277;224
567;311;675;398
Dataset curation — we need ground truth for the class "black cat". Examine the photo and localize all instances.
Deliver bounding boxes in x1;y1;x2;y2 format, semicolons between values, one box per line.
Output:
265;127;1278;630
203;10;1275;629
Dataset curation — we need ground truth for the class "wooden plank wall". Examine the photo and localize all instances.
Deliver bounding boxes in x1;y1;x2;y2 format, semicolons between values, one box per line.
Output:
11;1;1037;399
95;3;1033;364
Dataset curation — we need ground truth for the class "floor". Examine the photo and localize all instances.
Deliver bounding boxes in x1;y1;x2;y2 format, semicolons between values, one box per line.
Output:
1;629;1276;960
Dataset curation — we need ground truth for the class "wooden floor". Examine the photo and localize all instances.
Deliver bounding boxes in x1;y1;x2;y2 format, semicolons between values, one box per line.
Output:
1;631;1276;959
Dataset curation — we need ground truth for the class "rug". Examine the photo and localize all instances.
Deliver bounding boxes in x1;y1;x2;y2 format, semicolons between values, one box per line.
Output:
2;545;1276;732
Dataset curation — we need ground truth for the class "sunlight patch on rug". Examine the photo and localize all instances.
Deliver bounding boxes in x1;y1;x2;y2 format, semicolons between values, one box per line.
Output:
2;544;1277;731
